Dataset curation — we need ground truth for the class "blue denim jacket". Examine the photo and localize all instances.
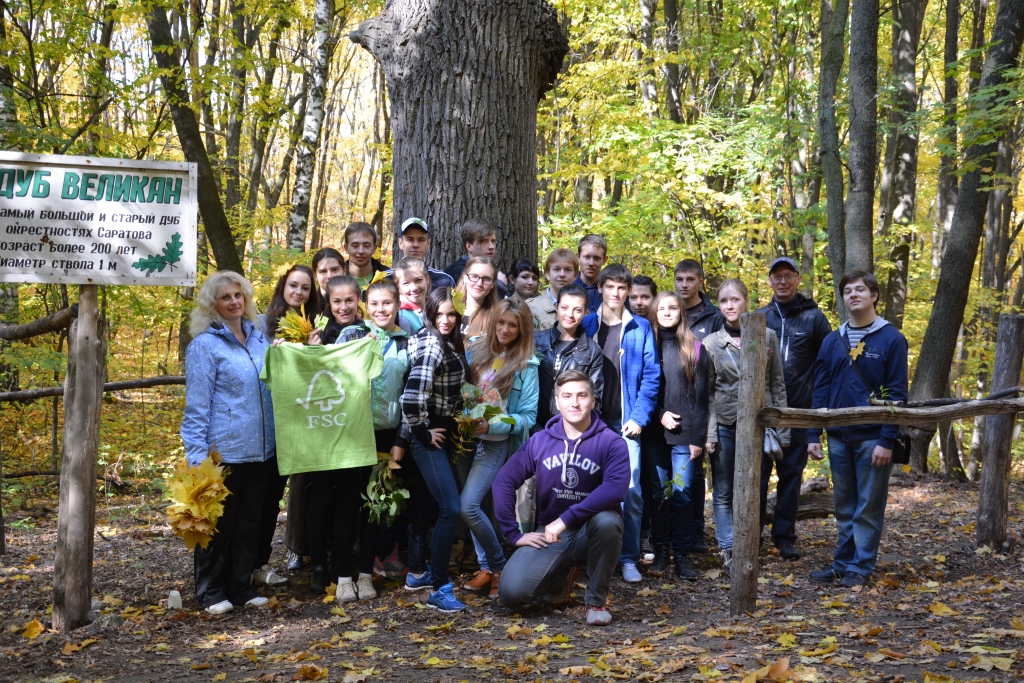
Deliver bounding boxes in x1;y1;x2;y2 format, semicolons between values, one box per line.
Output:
180;319;276;466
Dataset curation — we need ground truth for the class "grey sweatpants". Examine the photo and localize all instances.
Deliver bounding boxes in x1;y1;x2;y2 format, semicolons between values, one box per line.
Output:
498;510;623;608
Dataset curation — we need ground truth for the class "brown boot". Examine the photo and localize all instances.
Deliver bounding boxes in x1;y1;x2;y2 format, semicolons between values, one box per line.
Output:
488;571;502;600
463;570;492;591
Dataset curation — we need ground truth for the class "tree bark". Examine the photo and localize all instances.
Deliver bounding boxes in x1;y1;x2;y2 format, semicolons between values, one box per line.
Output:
246;17;291;213
977;315;1024;549
147;5;244;274
731;311;766;617
882;0;928;328
350;0;568;271
817;0;849;309
638;0;659;108
664;0;684;123
908;0;1024;412
844;0;878;273
52;286;106;631
936;0;960;247
0;305;77;342
287;0;337;250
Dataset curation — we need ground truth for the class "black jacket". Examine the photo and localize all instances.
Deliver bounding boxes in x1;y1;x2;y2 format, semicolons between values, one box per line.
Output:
758;293;832;410
688;291;725;340
534;326;605;429
654;326;710;446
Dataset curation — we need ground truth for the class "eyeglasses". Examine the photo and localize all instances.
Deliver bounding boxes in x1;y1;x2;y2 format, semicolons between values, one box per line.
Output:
465;273;495;286
770;272;801;283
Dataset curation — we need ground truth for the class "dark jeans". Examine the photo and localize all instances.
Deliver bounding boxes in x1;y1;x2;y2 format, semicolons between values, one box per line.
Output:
255;469;287;568
307;466;376;578
689;455;707;542
499;510;623;608
401;451;438;575
194;458;274;608
760;437;809;544
651;441;700;554
639;439;662;543
411;440;461;589
284;473;312;556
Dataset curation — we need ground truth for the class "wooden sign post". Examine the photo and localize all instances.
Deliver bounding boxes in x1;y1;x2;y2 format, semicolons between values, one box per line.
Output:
731;311;766;616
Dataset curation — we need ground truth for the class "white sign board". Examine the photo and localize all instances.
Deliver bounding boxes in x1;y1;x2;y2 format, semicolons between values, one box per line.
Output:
0;152;197;287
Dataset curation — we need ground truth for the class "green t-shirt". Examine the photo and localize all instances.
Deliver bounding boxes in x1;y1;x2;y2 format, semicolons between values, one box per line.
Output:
261;337;384;475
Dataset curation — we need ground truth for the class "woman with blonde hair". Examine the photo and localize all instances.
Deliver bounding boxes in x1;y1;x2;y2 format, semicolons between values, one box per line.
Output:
456;256;499;337
461;299;539;599
181;271;276;615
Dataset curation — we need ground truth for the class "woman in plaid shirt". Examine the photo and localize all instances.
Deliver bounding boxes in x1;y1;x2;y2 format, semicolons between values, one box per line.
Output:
399;286;470;612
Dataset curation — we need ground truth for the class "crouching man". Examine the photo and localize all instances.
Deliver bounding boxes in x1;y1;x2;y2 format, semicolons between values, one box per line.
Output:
492;370;630;625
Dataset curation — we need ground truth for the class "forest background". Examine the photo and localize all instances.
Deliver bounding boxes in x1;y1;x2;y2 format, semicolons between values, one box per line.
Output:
0;0;1021;498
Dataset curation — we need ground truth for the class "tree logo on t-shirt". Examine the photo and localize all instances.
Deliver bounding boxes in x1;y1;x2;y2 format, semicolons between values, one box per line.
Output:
561;467;579;489
296;369;346;412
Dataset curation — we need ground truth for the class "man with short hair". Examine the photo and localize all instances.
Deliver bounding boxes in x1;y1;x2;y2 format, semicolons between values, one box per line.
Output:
757;257;832;559
629;276;657;318
343;222;388;289
494;370;630;625
575;234;609;314
673;258;723;552
445;218;499;282
529;248;581;331
386;217;456;290
582;264;660;583
808;270;908;588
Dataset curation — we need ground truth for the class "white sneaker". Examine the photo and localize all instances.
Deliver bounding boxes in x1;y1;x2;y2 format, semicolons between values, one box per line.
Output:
356;574;377;601
206;599;234;615
621;563;642;583
245;596;268;607
252;564;288;586
336;579;358;602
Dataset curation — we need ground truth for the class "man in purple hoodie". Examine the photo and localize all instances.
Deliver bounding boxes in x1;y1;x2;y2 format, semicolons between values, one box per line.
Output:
493;370;630;625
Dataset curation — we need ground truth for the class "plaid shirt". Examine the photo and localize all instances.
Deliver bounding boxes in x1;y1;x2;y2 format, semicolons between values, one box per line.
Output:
401;328;466;445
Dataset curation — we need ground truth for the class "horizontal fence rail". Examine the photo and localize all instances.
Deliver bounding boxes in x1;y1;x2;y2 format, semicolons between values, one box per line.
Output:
757;398;1024;429
0;376;185;403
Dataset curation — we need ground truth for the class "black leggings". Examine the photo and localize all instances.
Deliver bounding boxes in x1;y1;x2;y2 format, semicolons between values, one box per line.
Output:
307;466;375;578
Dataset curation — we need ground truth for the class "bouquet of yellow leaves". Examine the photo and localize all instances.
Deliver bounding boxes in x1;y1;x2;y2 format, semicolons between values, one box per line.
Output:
166;449;232;550
277;304;328;344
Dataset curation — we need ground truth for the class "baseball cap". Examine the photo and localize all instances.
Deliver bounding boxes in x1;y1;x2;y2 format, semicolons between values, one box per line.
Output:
768;256;799;274
400;217;429;235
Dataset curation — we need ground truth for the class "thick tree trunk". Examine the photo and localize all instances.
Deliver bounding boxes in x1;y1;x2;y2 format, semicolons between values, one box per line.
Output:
350;0;568;271
977;315;1024;549
52;287;106;631
882;0;928;328
844;0;878;273
817;0;849;307
287;0;337;251
0;1;18;392
147;5;244;274
908;0;1024;408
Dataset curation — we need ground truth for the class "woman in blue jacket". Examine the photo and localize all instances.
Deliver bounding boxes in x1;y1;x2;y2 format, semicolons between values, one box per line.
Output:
462;298;539;599
181;271;276;615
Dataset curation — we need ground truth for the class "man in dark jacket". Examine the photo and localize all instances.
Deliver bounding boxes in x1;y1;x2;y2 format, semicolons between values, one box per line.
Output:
808;271;908;588
673;259;724;552
494;370;630;625
384;217;455;290
445;218;508;297
757;257;832;559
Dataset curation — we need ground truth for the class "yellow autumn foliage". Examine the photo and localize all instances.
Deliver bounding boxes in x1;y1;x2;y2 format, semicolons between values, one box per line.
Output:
276;307;314;344
166;450;231;550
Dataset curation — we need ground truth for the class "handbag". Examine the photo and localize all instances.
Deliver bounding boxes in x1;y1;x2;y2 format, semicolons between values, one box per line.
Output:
838;333;910;464
763;427;784;462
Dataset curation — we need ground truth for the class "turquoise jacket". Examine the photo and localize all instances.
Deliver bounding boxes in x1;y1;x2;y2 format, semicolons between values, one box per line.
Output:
466;345;540;453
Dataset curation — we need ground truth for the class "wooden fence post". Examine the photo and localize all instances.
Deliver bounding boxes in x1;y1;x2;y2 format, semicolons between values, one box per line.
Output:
731;311;767;616
977;314;1024;550
53;285;106;631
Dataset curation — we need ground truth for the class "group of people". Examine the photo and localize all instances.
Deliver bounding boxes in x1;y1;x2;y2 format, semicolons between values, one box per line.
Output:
180;218;908;625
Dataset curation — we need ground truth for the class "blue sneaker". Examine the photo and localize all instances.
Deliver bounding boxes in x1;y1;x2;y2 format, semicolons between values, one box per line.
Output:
426;583;466;613
405;570;432;591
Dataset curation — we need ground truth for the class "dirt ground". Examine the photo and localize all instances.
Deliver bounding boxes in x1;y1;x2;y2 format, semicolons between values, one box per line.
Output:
1;474;1023;683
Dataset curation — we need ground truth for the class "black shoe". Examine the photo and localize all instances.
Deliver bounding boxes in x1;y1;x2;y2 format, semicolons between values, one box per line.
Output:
650;546;671;573
839;572;867;587
674;555;697;581
640;537;656;562
720;548;732;576
691;537;709;553
809;566;842;583
310;565;329;594
776;540;801;560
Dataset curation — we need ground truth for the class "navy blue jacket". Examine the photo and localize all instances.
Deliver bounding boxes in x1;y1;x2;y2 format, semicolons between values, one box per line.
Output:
688;292;725;341
573;274;602;315
808;319;909;449
759;294;832;410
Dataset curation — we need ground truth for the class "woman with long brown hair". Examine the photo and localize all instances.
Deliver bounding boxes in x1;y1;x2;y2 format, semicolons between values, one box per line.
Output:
456;256;499;337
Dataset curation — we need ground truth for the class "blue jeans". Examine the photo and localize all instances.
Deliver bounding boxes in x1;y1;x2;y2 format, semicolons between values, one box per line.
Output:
827;437;891;576
655;444;700;554
463;438;509;572
710;424;736;550
606;418;643;565
411;440;461;589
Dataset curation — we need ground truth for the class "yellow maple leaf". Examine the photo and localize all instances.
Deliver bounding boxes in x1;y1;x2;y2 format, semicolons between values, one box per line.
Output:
777;632;797;648
22;618;43;639
166;450;231;550
277;307;314;344
926;601;959;617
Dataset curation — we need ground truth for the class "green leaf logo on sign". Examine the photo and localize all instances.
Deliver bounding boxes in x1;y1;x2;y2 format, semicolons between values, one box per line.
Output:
132;232;184;274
